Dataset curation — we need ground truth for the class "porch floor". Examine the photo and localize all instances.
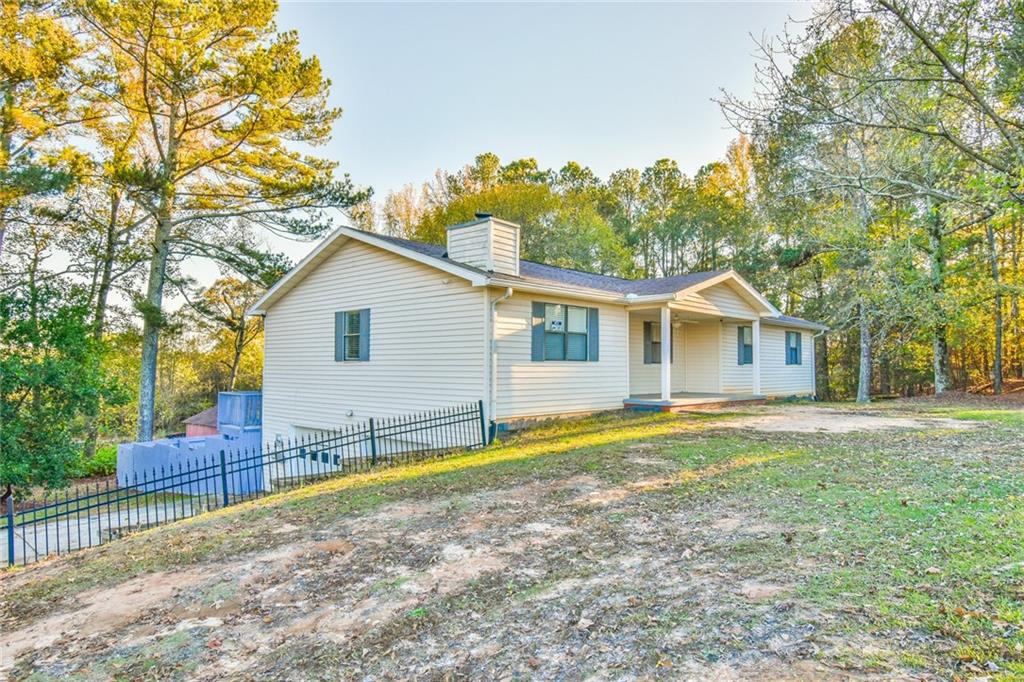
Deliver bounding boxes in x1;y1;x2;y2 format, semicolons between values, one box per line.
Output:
624;392;765;412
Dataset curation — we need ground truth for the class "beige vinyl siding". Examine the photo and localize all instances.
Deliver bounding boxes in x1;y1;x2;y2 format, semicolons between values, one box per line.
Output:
262;240;486;442
495;292;628;418
683;323;720;392
677;282;758;319
628;315;684;395
491;222;519;275
720;321;754;393
760;324;815;396
446;223;490;270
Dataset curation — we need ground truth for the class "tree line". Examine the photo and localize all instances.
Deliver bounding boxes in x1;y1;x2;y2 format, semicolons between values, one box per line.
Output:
3;0;1021;490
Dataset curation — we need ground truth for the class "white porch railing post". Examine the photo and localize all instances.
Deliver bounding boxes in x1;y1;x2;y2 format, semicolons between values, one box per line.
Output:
752;317;762;396
660;307;671;401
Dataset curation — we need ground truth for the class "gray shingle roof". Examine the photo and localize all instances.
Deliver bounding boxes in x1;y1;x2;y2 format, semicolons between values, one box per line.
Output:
770;314;828;330
369;231;725;295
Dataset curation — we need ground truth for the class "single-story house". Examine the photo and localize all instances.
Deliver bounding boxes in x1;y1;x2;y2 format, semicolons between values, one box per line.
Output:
249;214;825;442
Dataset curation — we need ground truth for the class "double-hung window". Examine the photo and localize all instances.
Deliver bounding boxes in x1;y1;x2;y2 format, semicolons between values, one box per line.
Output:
335;308;370;361
650;323;663;363
642;322;672;364
737;325;753;365
785;331;802;365
544;304;589;361
531;302;599;362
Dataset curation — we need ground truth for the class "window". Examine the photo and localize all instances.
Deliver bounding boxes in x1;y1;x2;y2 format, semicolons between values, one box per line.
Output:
786;331;802;365
638;321;671;364
642;321;674;364
544;303;589;361
335;309;370;361
650;323;662;364
343;311;361;359
737;325;753;365
531;302;599;362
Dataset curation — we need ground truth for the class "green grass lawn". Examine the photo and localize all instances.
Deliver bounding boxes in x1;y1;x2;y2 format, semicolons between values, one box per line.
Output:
3;403;1023;680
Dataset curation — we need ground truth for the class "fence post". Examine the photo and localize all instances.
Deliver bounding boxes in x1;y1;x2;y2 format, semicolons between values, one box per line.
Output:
478;400;488;446
368;418;378;465
6;494;14;567
219;450;230;508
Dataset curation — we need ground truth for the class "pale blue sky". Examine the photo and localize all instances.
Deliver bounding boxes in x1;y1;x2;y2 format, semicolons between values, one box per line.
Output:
276;1;812;205
192;1;814;284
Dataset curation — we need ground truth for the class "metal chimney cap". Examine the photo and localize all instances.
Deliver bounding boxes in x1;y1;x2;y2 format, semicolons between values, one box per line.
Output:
474;212;493;219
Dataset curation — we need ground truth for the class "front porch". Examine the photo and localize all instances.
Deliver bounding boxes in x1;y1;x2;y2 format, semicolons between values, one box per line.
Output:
626;302;765;406
623;391;764;412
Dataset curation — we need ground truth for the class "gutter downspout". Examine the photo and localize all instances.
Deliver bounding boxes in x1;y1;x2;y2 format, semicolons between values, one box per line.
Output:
488;287;513;440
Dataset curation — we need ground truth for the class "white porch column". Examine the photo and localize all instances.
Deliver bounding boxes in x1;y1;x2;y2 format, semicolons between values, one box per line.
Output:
752;317;762;396
660;306;671;401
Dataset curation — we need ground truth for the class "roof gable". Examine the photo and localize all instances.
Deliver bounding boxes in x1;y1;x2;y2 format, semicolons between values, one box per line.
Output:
249;227;488;314
673;271;780;317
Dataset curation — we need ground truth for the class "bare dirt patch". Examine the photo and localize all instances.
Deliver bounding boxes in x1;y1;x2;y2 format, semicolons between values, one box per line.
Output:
739;581;789;601
1;569;208;673
724;406;976;433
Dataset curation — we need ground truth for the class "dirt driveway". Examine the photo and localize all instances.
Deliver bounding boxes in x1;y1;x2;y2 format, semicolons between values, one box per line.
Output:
3;401;1022;680
722;405;976;433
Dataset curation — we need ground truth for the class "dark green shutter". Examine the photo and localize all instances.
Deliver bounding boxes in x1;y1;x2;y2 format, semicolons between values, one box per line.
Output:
358;308;370;361
737;326;745;365
531;302;545;361
335;311;346;361
587;307;599;361
643;321;652;364
796;332;802;364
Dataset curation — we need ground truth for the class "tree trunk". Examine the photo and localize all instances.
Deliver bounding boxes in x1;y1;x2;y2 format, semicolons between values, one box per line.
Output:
816;333;831;401
1012;220;1022;379
137;110;178;441
933;326;951;393
927;202;951;393
1014;293;1022;380
227;321;246;391
137;214;172;441
83;192;125;459
879;353;891;395
813;263;831;400
986;223;1003;394
27;235;43;415
92;192;121;338
857;300;871;404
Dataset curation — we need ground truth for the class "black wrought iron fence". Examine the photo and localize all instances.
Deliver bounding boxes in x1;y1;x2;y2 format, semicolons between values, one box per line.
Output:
3;401;488;567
